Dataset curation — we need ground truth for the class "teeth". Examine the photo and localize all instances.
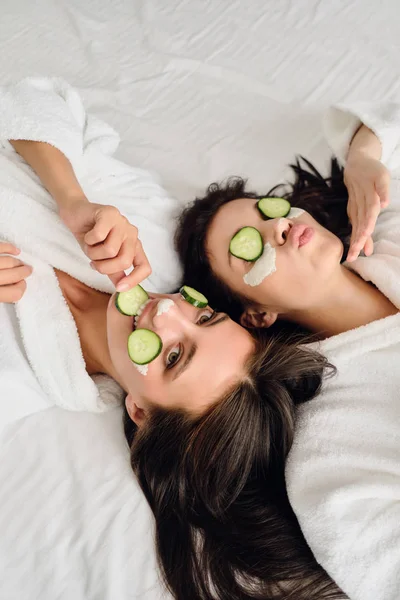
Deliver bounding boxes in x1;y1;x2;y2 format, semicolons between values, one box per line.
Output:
133;299;151;329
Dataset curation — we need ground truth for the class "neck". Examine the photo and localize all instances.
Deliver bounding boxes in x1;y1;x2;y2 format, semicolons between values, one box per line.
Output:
59;273;124;387
288;265;398;338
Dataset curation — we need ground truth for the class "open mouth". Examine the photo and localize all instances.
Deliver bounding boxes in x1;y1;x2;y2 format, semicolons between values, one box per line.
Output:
133;298;153;330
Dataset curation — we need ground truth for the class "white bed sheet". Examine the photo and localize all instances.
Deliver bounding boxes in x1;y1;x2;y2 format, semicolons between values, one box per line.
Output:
1;0;400;598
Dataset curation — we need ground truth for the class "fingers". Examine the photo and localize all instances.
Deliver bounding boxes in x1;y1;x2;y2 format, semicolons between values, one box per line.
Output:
363;236;374;257
116;239;152;291
0;261;33;285
0;252;32;303
82;207;151;290
90;236;152;291
90;237;136;275
0;242;20;255
347;191;380;262
83;206;120;246
0;280;27;303
375;170;391;208
86;224;138;262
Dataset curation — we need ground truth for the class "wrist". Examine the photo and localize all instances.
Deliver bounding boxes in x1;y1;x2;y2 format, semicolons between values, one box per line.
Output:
348;125;382;162
56;191;90;214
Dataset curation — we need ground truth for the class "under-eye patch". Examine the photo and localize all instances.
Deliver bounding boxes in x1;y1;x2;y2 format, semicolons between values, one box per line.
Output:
179;285;208;308
229;226;263;262
257;197;291;220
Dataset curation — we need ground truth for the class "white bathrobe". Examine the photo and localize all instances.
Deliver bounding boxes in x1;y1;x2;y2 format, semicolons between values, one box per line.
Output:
0;78;182;434
286;104;400;600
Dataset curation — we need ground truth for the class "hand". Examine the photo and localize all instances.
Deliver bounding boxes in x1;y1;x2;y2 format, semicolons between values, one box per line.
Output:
0;242;33;303
344;154;390;262
59;199;152;291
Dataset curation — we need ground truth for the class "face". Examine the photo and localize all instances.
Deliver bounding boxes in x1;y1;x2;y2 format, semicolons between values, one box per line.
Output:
206;198;343;324
107;291;255;423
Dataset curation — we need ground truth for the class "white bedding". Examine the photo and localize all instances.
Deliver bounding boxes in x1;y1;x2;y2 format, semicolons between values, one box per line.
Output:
1;0;400;598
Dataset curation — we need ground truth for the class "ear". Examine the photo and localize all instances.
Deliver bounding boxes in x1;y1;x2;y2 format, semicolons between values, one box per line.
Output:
125;393;146;427
240;306;278;329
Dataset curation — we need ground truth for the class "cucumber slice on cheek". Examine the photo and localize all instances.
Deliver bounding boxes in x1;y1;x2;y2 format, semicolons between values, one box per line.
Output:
179;285;208;308
128;329;163;365
229;226;263;261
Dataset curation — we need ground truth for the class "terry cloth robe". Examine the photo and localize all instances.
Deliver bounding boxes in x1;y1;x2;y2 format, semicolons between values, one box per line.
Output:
286;101;400;600
0;77;182;433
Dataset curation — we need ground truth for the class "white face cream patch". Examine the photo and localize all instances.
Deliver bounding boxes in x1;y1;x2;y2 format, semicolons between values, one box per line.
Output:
243;243;276;287
133;363;148;376
288;207;304;219
156;298;175;316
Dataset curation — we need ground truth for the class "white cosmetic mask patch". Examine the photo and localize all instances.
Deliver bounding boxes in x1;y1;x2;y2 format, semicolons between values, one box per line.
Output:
133;363;148;376
156;298;175;316
288;207;304;219
243;243;276;287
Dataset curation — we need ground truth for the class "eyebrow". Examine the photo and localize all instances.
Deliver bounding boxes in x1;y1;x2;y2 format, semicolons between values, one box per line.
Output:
205;314;229;328
172;315;230;381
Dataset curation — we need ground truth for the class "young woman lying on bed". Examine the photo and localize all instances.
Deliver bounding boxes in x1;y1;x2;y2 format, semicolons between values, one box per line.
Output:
0;148;342;600
177;105;400;600
0;79;343;600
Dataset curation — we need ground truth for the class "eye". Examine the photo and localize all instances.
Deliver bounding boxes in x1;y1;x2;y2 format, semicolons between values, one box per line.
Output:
166;345;182;369
197;309;215;325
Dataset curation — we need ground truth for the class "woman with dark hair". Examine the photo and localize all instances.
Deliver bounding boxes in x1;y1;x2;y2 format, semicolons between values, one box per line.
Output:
1;79;344;599
176;105;400;599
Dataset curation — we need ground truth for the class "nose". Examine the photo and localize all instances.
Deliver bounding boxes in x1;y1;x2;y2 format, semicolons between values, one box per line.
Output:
151;296;189;331
272;217;291;246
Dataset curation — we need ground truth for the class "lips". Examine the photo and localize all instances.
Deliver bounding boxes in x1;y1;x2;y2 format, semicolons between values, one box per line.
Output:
299;227;314;247
288;223;314;248
132;298;155;330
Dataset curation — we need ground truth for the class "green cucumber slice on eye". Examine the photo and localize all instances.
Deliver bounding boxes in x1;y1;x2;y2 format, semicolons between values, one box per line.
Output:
229;226;263;261
179;285;208;308
257;197;291;220
115;284;149;316
127;328;163;365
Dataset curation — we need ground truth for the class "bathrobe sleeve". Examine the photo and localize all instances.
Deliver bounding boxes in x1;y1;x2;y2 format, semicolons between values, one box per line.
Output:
323;100;400;174
0;77;182;294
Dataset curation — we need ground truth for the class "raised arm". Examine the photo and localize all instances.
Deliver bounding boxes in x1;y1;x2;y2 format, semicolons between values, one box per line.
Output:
344;125;390;261
10;140;86;214
323;102;400;261
10;140;151;291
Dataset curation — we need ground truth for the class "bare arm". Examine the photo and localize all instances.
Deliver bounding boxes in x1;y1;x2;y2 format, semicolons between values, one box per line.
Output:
9;140;89;213
9;139;150;290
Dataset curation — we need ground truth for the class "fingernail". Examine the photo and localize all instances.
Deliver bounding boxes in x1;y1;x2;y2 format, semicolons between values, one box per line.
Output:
117;282;129;292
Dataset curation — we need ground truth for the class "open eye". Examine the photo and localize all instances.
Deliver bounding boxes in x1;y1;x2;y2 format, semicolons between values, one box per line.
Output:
166;345;182;369
197;309;215;325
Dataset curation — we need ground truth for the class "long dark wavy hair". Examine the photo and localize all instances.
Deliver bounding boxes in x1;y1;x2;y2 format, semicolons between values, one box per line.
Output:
124;330;344;599
175;157;350;328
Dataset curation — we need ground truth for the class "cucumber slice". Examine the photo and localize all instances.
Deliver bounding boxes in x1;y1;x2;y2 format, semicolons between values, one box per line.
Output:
257;197;291;220
229;227;263;261
127;329;163;365
115;284;149;316
179;285;208;308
